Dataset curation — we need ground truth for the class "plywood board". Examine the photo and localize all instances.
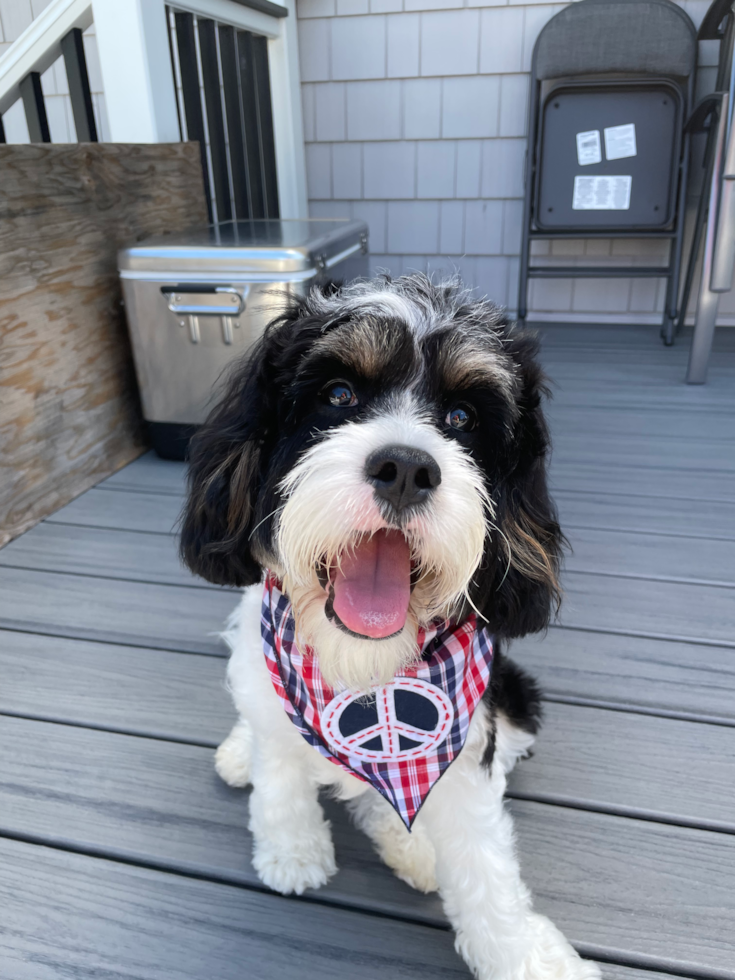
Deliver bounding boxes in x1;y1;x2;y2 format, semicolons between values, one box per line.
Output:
0;144;208;547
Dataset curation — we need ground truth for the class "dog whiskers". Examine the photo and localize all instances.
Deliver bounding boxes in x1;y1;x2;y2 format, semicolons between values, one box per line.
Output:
248;506;282;542
487;520;514;591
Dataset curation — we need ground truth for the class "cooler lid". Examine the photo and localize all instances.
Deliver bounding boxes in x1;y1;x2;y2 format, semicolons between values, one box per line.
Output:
118;218;368;282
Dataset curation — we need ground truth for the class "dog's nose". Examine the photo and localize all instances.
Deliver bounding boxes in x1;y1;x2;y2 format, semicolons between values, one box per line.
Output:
365;445;441;513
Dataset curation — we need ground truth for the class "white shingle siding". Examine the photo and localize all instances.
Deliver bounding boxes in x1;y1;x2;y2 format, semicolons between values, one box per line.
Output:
299;0;734;323
1;0;732;322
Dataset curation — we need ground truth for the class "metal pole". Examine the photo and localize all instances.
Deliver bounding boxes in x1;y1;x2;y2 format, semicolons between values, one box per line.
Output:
686;92;729;384
711;83;735;290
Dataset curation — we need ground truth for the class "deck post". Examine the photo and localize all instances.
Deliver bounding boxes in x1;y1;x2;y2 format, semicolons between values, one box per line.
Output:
91;0;180;143
266;0;308;219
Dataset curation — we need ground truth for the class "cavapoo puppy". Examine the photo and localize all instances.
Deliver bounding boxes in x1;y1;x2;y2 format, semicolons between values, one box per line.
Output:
181;273;600;980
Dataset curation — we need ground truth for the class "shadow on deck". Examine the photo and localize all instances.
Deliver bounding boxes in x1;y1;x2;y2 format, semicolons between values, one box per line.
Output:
0;324;733;979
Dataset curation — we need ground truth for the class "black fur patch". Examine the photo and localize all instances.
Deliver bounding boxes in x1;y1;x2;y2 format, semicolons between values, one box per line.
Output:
481;641;543;770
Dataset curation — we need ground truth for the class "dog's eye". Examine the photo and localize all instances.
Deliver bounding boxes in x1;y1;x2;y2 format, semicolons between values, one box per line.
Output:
325;382;358;408
446;404;476;431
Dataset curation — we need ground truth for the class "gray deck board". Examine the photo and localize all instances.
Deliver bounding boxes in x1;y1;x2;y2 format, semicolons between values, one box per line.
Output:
600;970;700;980
2;650;732;828
100;452;186;495
8;510;733;593
0;630;234;744
544;373;735;412
564;527;735;586
46;486;183;534
0;566;235;654
535;324;735;353
602;971;698;980
1;705;732;876
0;521;217;589
513;802;735;979
553;433;735;474
550;462;735;502
1;715;733;977
1;322;734;979
45;483;735;543
0;562;729;666
560;573;735;645
556;490;735;539
509;702;735;831
513;628;735;723
548;403;735;441
0;837;472;980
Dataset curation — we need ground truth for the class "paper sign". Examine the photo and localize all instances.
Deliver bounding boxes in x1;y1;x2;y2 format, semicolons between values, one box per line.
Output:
576;130;602;166
573;175;632;210
604;124;637;161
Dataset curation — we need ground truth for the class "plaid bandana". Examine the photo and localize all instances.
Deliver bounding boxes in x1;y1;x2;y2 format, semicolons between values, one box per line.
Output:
262;573;494;829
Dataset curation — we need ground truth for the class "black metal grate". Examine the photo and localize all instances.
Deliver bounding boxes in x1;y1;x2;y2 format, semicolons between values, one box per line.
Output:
167;7;279;223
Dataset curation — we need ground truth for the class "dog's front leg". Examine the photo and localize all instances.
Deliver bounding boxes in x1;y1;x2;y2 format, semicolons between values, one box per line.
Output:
222;586;337;896
248;732;337;896
419;711;600;980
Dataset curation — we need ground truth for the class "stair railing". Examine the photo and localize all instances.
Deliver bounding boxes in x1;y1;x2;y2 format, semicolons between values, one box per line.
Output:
0;0;307;220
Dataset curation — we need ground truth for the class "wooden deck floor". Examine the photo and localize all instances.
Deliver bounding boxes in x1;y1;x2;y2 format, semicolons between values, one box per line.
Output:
1;324;734;980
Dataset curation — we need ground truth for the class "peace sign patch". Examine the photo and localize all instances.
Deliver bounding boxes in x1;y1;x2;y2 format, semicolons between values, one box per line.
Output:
322;678;454;762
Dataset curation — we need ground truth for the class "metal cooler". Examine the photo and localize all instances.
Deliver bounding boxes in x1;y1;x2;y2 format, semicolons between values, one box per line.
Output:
118;218;369;459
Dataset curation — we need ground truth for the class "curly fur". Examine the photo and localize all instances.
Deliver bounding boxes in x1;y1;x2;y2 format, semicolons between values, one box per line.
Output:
181;274;598;980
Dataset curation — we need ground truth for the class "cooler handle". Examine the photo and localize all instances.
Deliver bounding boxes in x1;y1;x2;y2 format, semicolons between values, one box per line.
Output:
162;286;247;316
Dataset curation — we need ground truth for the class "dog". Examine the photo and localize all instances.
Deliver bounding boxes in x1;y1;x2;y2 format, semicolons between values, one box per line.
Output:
180;273;601;980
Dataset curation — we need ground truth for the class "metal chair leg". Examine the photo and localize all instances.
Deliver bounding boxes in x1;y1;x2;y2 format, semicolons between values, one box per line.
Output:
687;92;730;383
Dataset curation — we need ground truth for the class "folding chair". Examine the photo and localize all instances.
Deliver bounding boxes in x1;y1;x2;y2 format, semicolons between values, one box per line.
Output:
517;0;697;344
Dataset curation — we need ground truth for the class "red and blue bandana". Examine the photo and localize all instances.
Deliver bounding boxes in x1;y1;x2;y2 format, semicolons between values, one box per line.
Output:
262;574;494;829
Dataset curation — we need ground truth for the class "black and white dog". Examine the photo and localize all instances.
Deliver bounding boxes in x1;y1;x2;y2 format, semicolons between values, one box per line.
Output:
181;274;600;980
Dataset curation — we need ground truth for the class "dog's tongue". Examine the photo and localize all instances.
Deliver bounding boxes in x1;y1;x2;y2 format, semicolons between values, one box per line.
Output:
332;529;411;639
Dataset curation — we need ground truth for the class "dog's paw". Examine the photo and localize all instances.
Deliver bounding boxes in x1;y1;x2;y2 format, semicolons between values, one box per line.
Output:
349;792;438;892
520;914;601;980
379;825;438;893
214;720;253;788
252;837;337;896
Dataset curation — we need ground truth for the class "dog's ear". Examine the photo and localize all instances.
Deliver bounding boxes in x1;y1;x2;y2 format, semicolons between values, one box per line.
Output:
179;334;277;587
179;286;347;586
481;335;564;638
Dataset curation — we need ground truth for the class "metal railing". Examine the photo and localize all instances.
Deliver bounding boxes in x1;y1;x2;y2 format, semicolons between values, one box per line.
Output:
167;6;281;224
0;0;96;143
0;0;306;219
